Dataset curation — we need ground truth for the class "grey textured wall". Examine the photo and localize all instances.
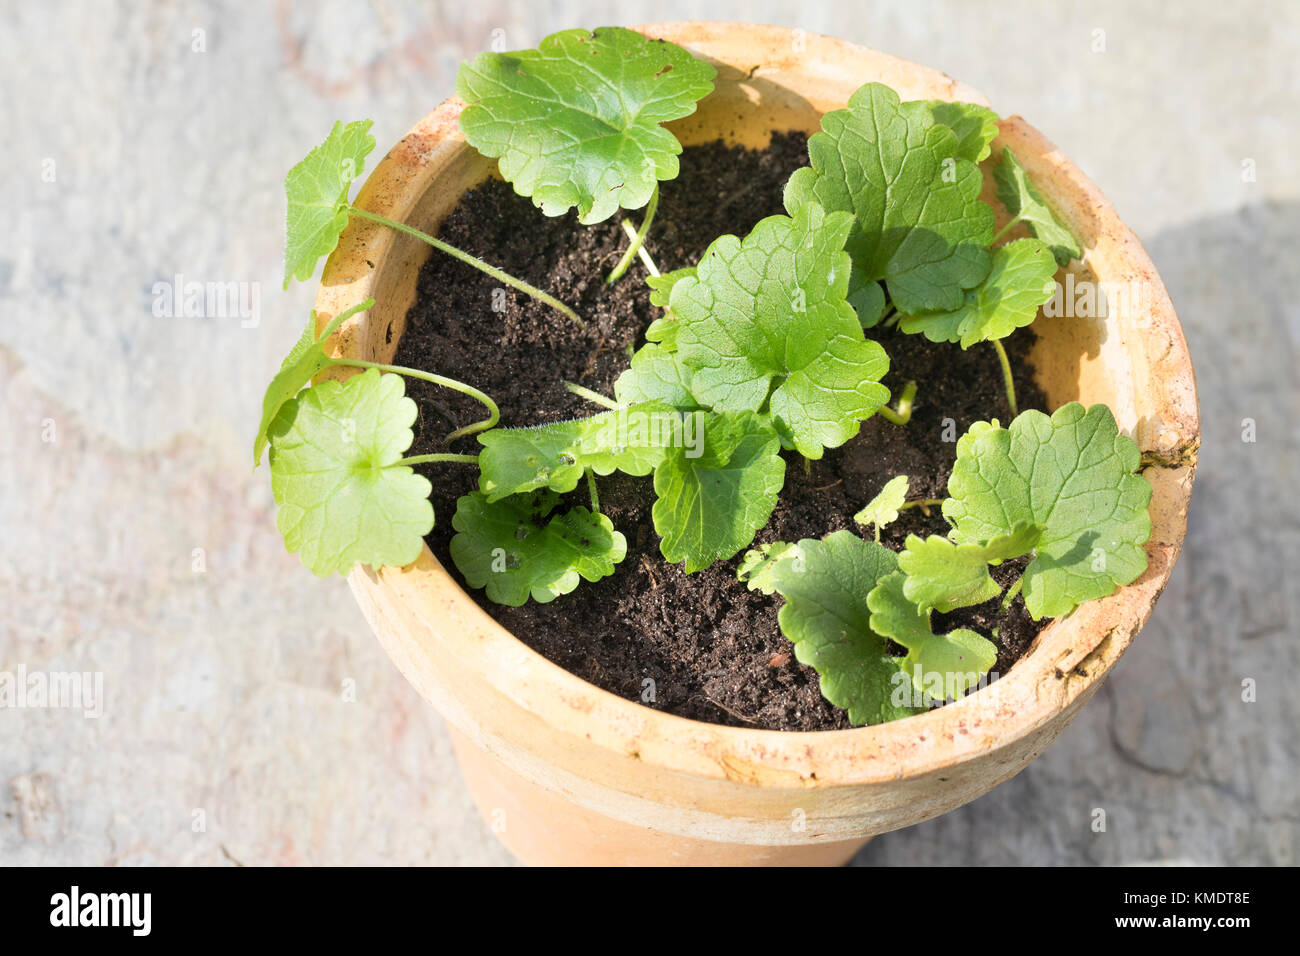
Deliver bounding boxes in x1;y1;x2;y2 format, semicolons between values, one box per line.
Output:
1;1;1295;865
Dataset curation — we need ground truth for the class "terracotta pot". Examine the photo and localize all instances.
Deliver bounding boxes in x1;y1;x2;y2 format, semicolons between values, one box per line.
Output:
312;22;1199;866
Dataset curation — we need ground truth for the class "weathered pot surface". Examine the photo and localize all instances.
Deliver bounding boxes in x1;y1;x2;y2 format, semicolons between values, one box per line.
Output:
313;21;1199;866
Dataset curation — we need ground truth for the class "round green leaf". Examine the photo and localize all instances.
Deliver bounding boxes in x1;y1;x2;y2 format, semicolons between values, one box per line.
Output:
269;368;432;577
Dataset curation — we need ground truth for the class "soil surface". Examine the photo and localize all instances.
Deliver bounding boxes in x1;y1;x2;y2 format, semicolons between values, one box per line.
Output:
394;132;1049;732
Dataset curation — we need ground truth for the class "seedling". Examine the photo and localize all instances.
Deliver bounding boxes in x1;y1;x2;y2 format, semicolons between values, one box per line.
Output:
743;404;1149;724
449;489;626;606
738;530;997;723
283;120;582;324
783;83;995;327
456;26;716;283
786;84;1082;417
901;403;1152;619
258;60;1151;730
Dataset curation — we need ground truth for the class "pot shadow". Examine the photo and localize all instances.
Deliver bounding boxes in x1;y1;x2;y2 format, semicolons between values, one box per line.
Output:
851;199;1300;866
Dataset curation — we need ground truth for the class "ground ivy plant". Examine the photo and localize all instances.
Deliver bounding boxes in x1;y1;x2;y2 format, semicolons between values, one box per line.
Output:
259;55;1152;729
457;26;716;283
746;403;1151;720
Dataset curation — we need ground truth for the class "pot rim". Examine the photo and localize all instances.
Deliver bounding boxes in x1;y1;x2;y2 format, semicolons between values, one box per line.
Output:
314;21;1199;789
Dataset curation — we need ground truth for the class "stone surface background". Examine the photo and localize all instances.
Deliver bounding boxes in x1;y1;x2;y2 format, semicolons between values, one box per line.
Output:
1;1;1295;866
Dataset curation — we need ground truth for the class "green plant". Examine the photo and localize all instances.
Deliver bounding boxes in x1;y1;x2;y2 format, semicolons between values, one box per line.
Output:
283;120;582;324
902;403;1152;619
785;84;1082;416
744;403;1150;724
456;26;716;283
254;304;494;576
258;56;1152;731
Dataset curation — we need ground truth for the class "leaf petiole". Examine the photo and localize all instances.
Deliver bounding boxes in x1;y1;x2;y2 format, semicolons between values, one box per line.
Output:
395;453;480;467
877;380;918;426
621;220;661;277
989;339;1018;416
585;468;600;513
346;206;583;326
563;381;621;410
899;497;946;516
1001;573;1025;609
991;215;1023;246
325;358;499;442
606;184;659;284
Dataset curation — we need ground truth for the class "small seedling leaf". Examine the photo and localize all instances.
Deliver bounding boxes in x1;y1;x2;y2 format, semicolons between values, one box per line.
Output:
898;521;1043;613
283;120;375;288
853;475;910;535
867;570;998;701
943;403;1152;619
993;147;1083;267
456;27;716;225
898;238;1057;347
477;403;682;501
449;489;626;606
764;530;921;725
652;411;786;572
268;368;432;576
925;101;1000;164
672;202;890;458
254;298;374;466
737;541;804;595
783;82;994;321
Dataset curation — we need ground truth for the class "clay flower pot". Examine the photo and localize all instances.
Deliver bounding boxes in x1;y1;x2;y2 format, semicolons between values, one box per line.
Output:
312;21;1199;866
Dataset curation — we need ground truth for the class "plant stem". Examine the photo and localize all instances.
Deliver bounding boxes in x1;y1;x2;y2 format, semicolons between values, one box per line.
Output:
877;380;918;426
899;497;946;517
585;468;600;513
327;358;499;442
606;184;659;284
990;339;1018;417
1001;574;1025;609
622;220;661;277
395;453;480;467
347;206;583;326
563;380;620;410
991;215;1023;246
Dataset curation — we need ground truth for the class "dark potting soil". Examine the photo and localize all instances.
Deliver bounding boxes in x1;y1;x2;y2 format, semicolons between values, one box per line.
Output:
394;132;1050;732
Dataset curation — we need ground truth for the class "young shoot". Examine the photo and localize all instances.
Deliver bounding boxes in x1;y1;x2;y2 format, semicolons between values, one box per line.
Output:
455;27;716;285
284;121;582;325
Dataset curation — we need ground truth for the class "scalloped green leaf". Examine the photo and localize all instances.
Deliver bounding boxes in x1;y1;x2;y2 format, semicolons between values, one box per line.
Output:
254;298;373;466
456;27;716;225
283;120;375;288
867;570;998;701
449;489;626;606
898;238;1057;347
647;267;697;309
993;147;1083;267
268;368;432;577
853;475;909;538
671;202;890;458
477;403;684;501
613;344;699;410
783;82;994;322
737;541;804;595
925;101;1000;163
765;530;920;726
942;403;1152;619
898;521;1043;613
652;411;786;572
